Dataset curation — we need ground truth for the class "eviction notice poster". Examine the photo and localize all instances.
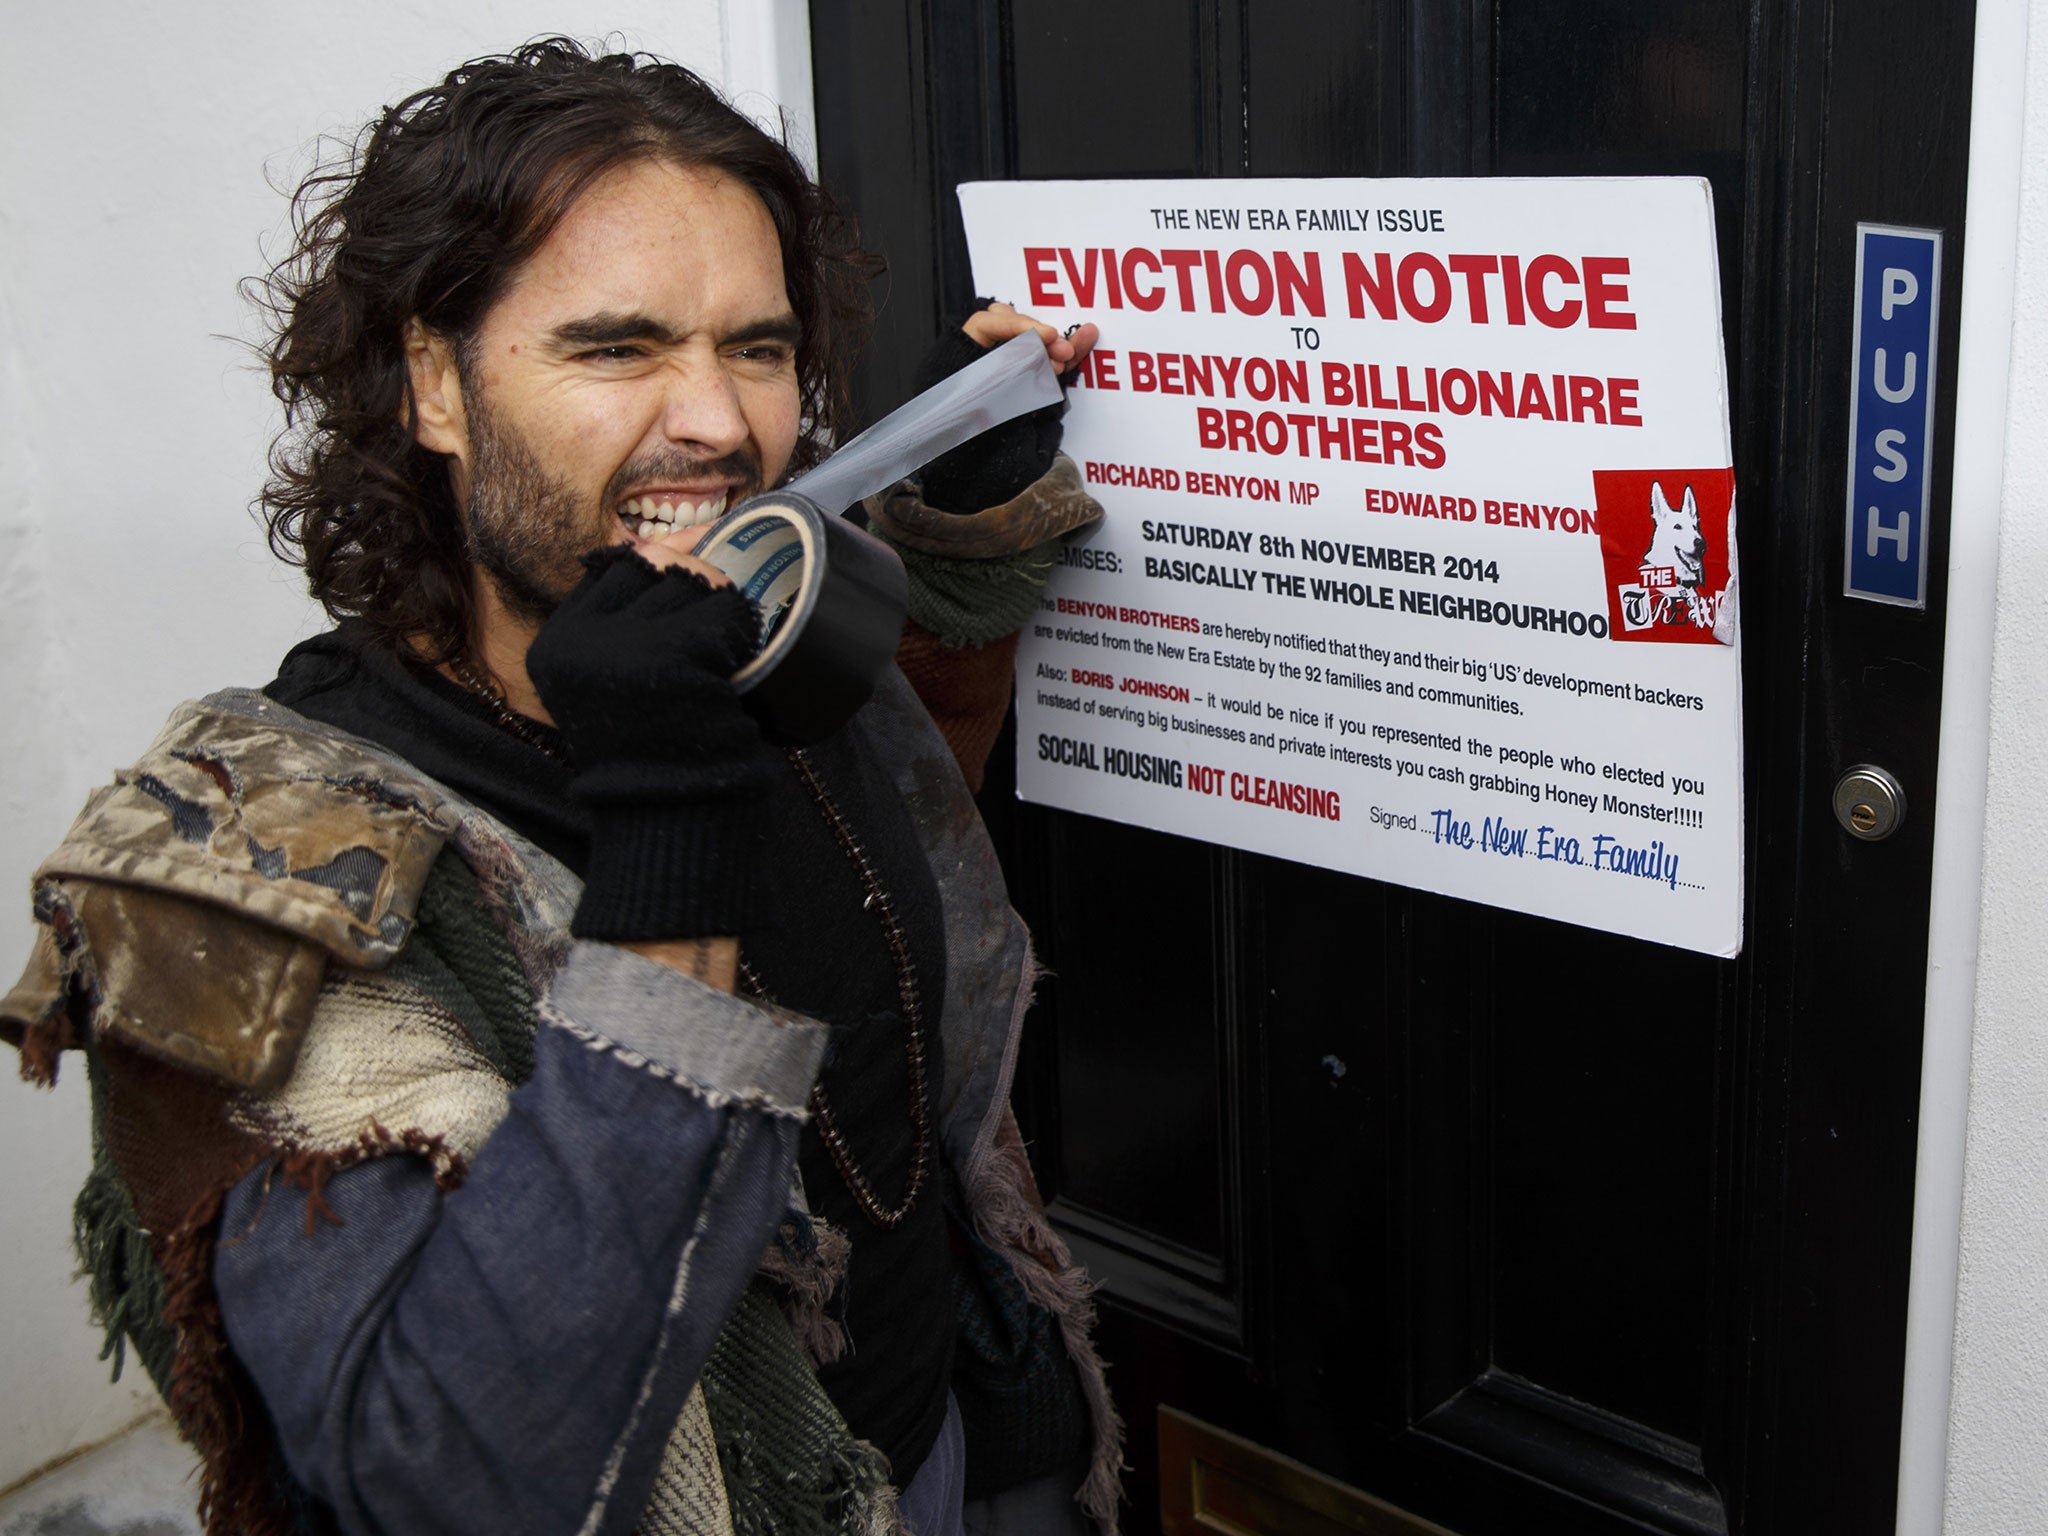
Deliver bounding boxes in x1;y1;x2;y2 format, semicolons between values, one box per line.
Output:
961;178;1743;956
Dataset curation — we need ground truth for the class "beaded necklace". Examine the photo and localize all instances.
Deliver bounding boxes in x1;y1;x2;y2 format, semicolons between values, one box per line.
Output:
449;656;931;1229
742;747;932;1231
446;656;566;758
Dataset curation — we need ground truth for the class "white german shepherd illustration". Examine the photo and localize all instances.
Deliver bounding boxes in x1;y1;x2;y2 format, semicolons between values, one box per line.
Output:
1636;482;1715;628
1644;482;1705;584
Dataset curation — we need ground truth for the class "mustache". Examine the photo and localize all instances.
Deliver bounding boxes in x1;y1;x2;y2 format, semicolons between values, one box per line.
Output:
602;446;763;508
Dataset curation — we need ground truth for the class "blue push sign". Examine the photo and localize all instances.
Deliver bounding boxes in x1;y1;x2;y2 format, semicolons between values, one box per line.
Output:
1844;224;1942;607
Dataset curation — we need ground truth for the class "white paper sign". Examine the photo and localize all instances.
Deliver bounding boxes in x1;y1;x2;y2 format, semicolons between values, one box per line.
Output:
961;178;1743;956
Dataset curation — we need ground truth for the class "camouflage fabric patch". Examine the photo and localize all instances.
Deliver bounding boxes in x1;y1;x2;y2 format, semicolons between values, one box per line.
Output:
37;695;457;966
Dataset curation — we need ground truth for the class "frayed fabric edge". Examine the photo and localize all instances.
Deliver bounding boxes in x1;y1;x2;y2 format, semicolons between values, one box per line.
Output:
852;1473;905;1536
16;1008;73;1087
158;1128;470;1536
14;883;95;1087
965;1131;1126;1536
544;1015;815;1121
155;1171;297;1536
758;1217;853;1369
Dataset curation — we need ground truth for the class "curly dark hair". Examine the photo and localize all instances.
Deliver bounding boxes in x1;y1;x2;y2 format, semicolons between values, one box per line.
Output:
255;37;880;662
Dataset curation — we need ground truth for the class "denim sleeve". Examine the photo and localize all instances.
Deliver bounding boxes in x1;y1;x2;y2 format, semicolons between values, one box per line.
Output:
214;941;826;1536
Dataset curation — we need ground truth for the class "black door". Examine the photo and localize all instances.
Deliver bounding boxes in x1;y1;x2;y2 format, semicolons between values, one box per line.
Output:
812;5;1972;1533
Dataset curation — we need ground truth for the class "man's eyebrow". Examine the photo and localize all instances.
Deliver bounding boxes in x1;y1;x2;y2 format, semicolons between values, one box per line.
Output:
723;314;802;348
545;312;803;351
548;313;680;349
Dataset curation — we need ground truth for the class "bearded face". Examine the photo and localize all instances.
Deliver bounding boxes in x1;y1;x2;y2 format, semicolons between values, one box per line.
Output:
461;377;766;624
419;159;803;633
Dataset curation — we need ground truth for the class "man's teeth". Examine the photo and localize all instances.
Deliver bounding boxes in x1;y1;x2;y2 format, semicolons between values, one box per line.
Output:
621;493;729;538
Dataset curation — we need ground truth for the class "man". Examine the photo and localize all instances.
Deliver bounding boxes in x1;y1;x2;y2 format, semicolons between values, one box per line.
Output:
1;39;1118;1536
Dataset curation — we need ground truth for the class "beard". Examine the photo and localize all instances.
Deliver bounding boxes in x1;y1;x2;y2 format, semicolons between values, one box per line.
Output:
461;385;767;626
463;391;587;626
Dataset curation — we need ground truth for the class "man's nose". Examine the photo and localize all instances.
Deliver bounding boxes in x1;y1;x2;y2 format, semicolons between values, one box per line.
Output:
659;356;750;457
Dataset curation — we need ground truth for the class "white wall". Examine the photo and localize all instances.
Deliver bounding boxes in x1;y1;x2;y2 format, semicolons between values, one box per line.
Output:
0;0;767;1488
1939;0;2048;1527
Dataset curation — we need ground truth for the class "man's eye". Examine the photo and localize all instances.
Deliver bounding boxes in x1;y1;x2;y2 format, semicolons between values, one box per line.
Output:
733;344;793;364
579;345;646;362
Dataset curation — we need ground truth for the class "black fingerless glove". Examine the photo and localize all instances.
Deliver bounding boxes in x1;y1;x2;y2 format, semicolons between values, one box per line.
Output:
525;546;775;942
911;298;1068;513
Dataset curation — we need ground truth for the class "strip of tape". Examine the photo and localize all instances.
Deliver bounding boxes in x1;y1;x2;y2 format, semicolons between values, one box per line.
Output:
696;331;1065;743
786;330;1063;514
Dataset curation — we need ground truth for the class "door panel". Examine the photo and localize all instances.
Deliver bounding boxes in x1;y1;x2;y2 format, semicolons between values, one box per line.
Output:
1012;3;1211;177
1043;822;1228;1262
812;3;1973;1531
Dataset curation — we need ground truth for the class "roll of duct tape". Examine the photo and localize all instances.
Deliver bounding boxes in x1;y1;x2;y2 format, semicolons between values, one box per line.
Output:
693;492;909;745
692;330;1065;744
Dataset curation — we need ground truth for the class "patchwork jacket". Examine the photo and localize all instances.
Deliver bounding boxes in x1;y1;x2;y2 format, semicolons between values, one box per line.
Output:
2;463;1115;1536
3;669;1120;1534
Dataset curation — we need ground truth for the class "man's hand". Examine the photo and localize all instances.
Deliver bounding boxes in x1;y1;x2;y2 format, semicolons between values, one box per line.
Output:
632;525;734;580
961;300;1099;375
908;299;1098;517
525;547;775;959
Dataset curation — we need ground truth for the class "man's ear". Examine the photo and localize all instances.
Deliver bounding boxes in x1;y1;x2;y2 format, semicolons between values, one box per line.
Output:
404;319;469;461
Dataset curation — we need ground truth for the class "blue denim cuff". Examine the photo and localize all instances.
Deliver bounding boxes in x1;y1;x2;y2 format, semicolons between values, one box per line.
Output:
542;940;826;1117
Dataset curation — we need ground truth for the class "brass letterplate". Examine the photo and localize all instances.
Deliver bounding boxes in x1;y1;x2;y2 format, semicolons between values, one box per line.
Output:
1159;1407;1461;1536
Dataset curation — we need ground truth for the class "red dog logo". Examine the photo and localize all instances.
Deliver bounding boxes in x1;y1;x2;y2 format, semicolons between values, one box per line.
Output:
1593;468;1735;645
